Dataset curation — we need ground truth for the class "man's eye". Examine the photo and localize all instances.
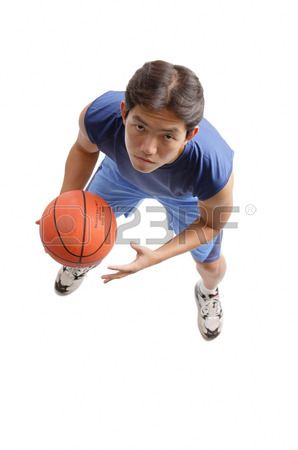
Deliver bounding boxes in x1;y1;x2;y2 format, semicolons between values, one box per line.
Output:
136;125;144;131
165;135;173;140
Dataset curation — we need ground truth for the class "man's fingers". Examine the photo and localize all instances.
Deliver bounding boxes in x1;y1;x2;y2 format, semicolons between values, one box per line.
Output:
102;272;126;279
108;264;132;272
101;271;128;282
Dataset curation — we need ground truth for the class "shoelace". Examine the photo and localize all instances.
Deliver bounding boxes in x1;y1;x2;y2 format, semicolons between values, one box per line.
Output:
201;299;222;317
198;288;222;317
65;266;93;278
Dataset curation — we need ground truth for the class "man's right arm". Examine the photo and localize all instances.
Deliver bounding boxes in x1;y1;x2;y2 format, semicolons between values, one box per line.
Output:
60;103;101;194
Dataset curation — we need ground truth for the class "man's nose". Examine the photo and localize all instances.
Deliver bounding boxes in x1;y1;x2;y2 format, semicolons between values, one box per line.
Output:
141;136;158;155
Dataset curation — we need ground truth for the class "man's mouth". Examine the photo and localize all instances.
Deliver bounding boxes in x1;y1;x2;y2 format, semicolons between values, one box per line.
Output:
135;155;155;164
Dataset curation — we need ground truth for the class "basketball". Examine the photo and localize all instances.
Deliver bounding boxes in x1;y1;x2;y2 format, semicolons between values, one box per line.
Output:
38;190;117;267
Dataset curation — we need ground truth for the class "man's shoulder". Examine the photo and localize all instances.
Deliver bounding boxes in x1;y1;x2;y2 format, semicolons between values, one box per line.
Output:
84;90;124;129
88;90;125;114
84;91;124;146
195;117;224;143
194;117;234;159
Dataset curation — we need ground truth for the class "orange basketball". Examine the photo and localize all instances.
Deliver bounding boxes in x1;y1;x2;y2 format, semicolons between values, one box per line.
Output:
38;190;117;267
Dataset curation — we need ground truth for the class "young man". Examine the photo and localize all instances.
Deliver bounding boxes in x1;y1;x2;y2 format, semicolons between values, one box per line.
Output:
55;60;234;340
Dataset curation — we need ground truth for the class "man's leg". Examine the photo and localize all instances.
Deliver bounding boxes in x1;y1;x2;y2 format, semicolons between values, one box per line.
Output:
155;195;226;338
195;254;227;291
193;254;227;340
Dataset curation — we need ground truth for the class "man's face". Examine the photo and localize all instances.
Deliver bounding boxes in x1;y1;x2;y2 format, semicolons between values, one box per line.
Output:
120;101;198;173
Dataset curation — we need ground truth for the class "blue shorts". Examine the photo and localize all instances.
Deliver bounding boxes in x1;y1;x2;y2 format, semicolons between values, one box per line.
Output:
85;157;222;263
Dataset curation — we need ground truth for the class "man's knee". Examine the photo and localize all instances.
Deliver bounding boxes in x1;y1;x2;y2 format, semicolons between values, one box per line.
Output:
195;254;224;274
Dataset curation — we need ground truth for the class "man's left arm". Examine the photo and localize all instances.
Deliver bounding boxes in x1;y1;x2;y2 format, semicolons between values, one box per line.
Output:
101;172;234;283
153;171;234;262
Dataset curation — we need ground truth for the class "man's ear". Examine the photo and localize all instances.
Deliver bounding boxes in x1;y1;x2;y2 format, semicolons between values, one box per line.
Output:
120;101;127;124
185;126;199;142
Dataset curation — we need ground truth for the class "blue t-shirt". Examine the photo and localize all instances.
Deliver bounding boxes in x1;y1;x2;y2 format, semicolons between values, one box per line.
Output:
84;91;234;200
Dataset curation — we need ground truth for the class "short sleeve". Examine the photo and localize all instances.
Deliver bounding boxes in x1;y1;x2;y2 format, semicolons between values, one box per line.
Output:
193;148;234;200
84;91;124;146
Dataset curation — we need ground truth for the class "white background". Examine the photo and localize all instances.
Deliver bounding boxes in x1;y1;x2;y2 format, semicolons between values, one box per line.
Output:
1;0;298;449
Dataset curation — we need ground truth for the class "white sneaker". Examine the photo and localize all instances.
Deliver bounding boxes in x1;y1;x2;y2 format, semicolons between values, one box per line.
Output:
54;265;95;296
194;280;223;340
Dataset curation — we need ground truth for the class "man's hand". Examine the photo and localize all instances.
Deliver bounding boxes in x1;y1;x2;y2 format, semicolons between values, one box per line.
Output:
101;242;160;284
